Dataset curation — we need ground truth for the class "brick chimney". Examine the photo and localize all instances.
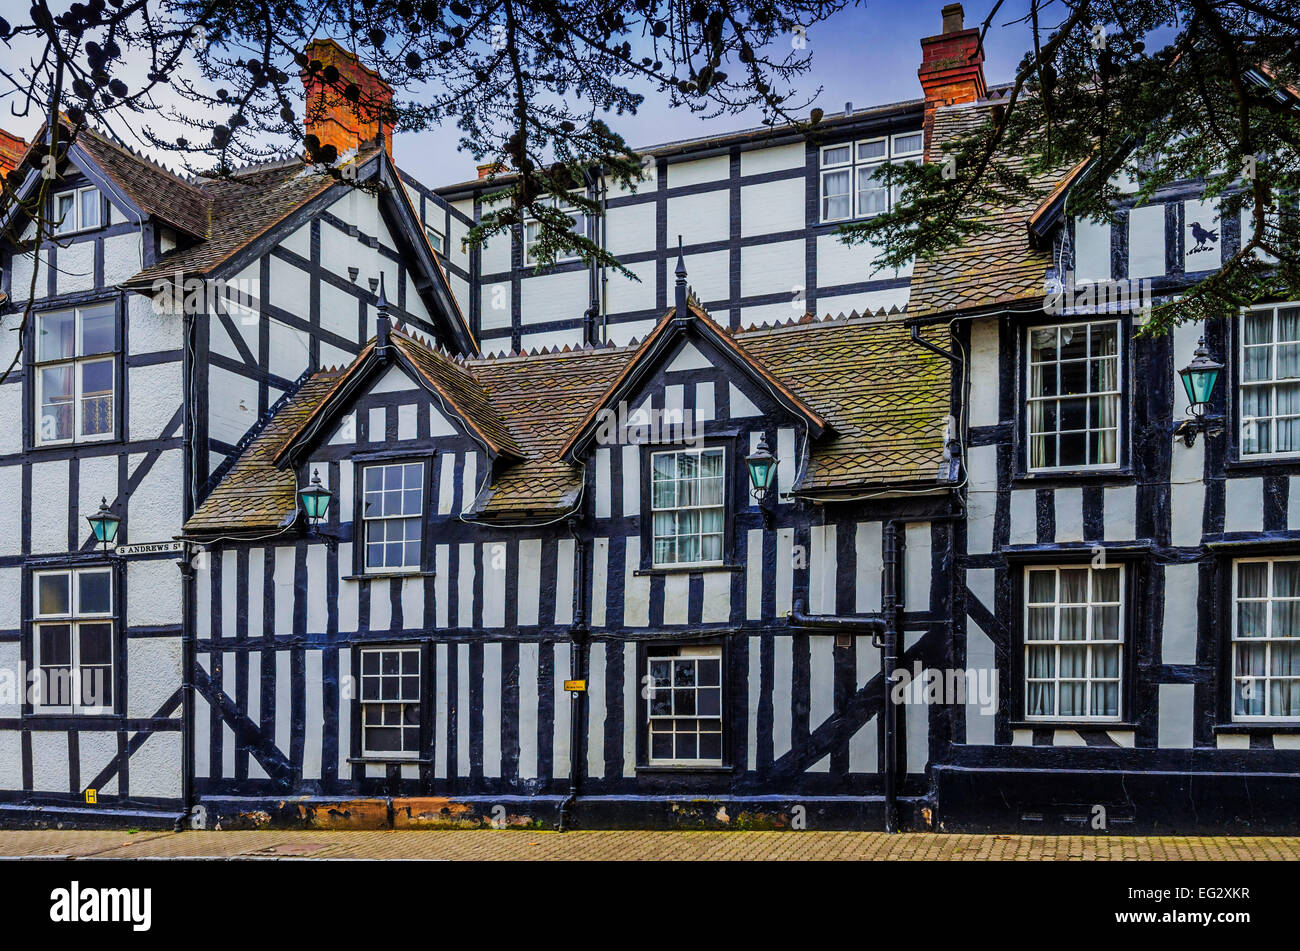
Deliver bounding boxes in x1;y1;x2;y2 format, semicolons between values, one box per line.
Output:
301;38;394;159
0;128;28;178
918;3;987;159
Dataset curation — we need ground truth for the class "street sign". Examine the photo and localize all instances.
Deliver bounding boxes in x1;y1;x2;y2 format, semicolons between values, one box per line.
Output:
564;679;587;693
114;541;185;556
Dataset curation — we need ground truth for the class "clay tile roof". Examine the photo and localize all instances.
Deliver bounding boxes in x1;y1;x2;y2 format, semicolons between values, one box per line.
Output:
127;150;379;286
187;311;952;530
75;126;213;237
736;314;951;490
392;328;524;459
907;101;1073;318
184;372;346;534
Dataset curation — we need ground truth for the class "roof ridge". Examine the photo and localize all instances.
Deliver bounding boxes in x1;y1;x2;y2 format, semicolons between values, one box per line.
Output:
79;124;209;196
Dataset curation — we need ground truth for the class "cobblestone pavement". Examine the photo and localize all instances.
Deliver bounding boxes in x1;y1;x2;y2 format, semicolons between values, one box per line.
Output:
1;829;1298;860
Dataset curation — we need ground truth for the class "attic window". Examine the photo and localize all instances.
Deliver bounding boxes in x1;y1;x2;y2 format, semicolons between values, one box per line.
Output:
522;196;586;267
361;461;425;573
651;448;725;568
819;132;922;223
53;186;101;235
425;225;445;255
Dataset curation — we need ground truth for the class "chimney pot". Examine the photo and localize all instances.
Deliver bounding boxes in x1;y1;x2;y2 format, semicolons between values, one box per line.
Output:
941;3;965;34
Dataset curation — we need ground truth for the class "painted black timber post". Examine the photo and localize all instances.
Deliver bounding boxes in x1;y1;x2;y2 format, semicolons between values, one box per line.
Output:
882;520;904;833
559;518;590;831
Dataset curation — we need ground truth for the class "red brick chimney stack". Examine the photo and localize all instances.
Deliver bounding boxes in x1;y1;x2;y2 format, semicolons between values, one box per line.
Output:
301;38;395;159
0;128;28;178
918;3;987;160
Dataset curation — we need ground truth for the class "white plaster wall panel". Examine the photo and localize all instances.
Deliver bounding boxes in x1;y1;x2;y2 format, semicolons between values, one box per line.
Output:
521;327;582;353
1170;481;1205;548
127;558;182;627
77;454;118;536
130;731;182;799
740;142;804;176
1224;478;1264;533
127;294;182;354
663;250;729;306
968;319;1000;427
449;200;472;261
280;223;311;259
1104;485;1137;541
904;523;932;610
29;459;69;554
668;190;730;247
370;365;418;393
740;178;804;237
1009;488;1037;545
0;731;20;789
740;240;804;299
606;319;655;347
520;269;589;326
56;240;96;296
1128;204;1167;279
0;384;20;455
1183;198;1221;273
1054;487;1084;542
1158;683;1195;748
965;445;998;556
740;300;802;328
78;731;118;795
666;154;729;188
0;467;19;556
605;201;656;257
480;282;512;331
269;256;311;316
101;232;143;286
0;314;22;372
127;448;184;545
0;570;18;632
127;362;183;441
449;274;472;329
816;233;881;287
1072;216;1111;283
206;366;261;447
126;639;183;722
321;341;352;369
480;232;512;275
267;317;310;384
1162;563;1200;665
9;248;47;302
0;642;19;717
815;287;910;319
208;311;253;364
30;731;69;792
320;279;360;342
605;260;657;315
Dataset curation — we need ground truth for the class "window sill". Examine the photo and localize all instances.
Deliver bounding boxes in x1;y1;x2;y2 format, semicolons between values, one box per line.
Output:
1213;722;1300;735
29;435;122;452
636;764;733;775
343;571;436;582
1009;720;1137;731
1223;455;1300;473
635;564;742;577
1012;468;1134;487
348;756;432;765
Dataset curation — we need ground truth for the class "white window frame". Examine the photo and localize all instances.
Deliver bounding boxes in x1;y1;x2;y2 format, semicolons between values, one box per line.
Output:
649;446;727;569
358;646;422;758
522;196;586;267
360;461;425;574
32;567;115;716
1025;319;1123;473
33;304;117;447
52;185;101;235
646;645;724;767
1023;564;1125;723
818;131;923;224
425;225;445;256
1238;302;1300;460
1231;556;1300;722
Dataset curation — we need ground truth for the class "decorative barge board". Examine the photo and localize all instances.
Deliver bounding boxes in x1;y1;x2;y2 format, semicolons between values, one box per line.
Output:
911;82;1300;833
182;305;957;829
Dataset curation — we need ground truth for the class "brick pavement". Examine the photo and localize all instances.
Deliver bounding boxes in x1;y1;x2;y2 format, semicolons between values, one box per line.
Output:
0;829;1298;860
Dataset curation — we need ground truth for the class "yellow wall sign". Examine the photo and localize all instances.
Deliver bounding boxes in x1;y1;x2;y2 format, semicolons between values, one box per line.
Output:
564;680;587;693
84;788;97;805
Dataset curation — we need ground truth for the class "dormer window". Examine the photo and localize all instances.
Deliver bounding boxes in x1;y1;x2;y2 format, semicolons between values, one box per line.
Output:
361;461;425;573
53;186;101;235
651;447;725;567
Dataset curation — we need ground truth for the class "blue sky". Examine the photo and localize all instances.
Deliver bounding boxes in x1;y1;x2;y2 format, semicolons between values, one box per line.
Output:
399;1;1041;185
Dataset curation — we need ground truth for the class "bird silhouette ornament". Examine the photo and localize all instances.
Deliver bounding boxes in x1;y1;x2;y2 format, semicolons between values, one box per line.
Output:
1188;220;1219;254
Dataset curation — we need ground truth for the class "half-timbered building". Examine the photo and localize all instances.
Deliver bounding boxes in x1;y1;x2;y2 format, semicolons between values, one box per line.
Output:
0;3;1294;832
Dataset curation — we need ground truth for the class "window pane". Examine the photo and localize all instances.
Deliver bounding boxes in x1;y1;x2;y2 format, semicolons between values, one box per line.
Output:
39;624;72;664
37;311;76;362
78;623;113;665
893;132;924;154
80;359;115;436
79;188;100;229
54;193;75;233
822;145;851;165
857;139;886;161
80;305;115;355
38;574;71;615
77;570;111;614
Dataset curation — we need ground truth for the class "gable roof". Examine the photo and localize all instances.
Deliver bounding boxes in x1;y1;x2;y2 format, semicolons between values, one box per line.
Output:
273;326;523;469
559;303;829;461
184;308;954;535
